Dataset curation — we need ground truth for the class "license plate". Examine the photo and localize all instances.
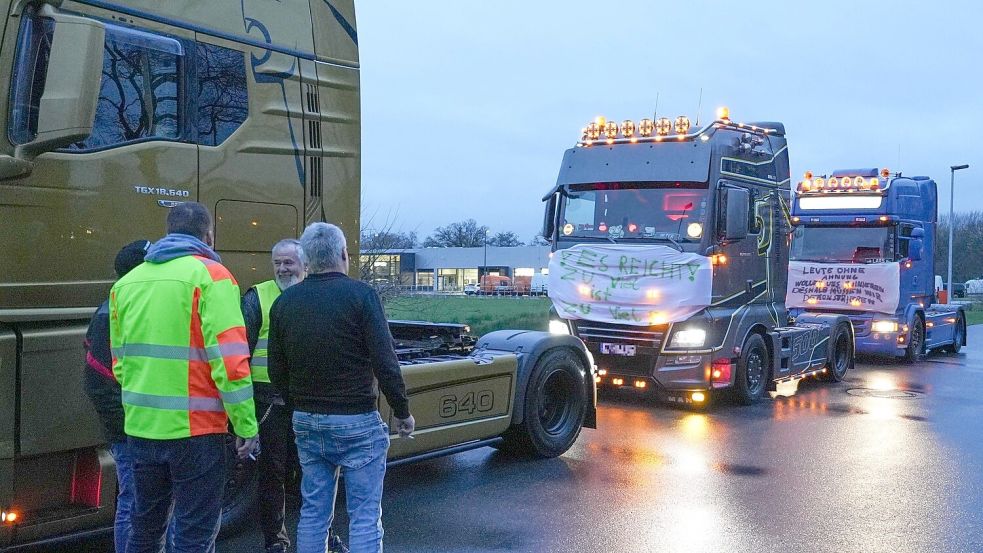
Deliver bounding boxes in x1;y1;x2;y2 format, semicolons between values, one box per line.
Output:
600;343;636;356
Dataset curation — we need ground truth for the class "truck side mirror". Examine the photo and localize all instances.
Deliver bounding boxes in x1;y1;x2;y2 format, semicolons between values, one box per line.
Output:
0;6;104;179
910;227;925;239
722;187;749;241
909;239;923;261
541;192;558;242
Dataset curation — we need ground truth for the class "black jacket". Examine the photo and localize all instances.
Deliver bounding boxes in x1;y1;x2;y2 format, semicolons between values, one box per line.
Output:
83;301;126;444
267;272;410;419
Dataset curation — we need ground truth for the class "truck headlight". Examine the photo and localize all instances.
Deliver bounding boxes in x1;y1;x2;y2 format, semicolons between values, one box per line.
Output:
549;319;570;335
669;328;706;348
871;321;898;333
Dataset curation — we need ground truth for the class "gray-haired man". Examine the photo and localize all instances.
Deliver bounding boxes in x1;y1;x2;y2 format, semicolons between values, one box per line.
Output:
268;223;414;553
241;239;308;553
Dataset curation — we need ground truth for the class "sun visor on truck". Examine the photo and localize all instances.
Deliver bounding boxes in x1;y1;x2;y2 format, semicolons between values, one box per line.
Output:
555;142;712;187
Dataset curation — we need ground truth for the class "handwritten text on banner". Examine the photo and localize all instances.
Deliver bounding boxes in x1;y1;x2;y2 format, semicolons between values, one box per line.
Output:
548;244;713;326
785;261;900;315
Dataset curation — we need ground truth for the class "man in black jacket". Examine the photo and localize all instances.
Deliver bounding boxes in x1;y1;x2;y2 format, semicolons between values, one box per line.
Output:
83;239;151;553
268;222;414;553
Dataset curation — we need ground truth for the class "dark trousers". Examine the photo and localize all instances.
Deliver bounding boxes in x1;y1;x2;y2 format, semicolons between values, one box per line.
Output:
127;434;227;553
257;400;296;548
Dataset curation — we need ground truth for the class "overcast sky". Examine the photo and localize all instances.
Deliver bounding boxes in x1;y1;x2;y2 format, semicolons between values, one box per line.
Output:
357;1;982;242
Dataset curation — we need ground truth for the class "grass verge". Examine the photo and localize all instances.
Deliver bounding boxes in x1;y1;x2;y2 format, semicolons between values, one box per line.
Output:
385;295;551;337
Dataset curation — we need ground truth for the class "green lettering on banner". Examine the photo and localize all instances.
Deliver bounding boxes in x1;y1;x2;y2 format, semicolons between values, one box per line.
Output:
686;263;699;282
598;255;609;272
609;305;642;322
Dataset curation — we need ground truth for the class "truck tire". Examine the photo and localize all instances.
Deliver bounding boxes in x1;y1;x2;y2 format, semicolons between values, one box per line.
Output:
820;323;852;382
946;315;965;354
219;437;259;537
902;316;925;363
499;348;588;458
734;334;769;405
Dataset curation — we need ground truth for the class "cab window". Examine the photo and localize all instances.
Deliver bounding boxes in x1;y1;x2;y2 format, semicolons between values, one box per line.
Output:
194;43;248;146
65;24;183;151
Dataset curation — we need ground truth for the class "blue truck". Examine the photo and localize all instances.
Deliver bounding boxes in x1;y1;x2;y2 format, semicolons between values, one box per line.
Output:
541;109;855;406
787;169;966;360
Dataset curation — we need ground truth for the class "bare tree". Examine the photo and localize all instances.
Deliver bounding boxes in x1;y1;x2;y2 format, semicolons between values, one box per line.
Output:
487;231;524;247
936;211;983;282
423;219;488;247
358;207;419;303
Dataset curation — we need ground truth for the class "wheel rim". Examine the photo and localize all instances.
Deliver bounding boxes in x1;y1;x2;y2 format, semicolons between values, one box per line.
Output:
834;332;850;376
746;348;765;394
538;368;577;437
955;322;964;349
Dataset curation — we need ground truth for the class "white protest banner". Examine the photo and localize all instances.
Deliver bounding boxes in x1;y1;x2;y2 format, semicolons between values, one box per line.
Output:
548;244;713;326
785;261;900;314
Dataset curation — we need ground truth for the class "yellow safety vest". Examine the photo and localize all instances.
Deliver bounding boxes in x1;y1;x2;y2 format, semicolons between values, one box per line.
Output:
249;279;281;384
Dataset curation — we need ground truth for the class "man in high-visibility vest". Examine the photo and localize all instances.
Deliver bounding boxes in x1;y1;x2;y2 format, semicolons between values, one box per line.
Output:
241;238;311;553
111;202;259;553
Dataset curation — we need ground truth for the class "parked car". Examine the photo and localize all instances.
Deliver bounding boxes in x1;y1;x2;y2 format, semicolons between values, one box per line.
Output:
953;282;966;299
464;283;479;295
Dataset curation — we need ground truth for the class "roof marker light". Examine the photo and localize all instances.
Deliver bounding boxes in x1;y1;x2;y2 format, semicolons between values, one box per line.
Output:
586;122;600;141
656;117;672;136
621;120;635;138
716;106;730;120
881;168;891;178
675;116;691;135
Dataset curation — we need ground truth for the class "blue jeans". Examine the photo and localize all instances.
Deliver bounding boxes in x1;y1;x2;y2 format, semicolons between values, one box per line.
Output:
110;442;135;553
293;411;390;553
126;434;226;553
112;441;176;553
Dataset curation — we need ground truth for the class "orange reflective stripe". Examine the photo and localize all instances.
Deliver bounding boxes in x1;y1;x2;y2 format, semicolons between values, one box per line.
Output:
218;326;251;381
188;287;223;435
194;256;237;284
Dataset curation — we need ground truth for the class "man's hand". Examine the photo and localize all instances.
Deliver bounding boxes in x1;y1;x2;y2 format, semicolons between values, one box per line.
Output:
236;435;260;460
395;415;415;438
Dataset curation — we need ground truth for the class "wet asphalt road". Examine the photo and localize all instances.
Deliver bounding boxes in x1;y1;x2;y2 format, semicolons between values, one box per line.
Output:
55;327;983;553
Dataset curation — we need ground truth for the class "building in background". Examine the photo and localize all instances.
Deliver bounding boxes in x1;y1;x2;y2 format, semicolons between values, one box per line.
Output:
360;246;551;293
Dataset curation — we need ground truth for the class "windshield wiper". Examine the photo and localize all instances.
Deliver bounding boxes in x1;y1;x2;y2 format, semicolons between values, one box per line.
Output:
649;232;684;251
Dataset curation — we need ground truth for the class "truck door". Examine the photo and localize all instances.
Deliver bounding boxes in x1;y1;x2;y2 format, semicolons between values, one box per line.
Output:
715;180;767;305
196;37;306;289
0;7;198;310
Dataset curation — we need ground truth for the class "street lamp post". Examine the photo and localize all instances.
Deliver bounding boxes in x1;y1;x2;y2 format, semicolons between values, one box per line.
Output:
483;229;489;280
947;164;969;303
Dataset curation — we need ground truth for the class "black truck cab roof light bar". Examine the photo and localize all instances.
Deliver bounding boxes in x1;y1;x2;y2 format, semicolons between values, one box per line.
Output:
577;107;781;147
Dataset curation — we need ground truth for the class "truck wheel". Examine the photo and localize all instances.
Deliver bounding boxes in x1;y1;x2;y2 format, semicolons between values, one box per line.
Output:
500;348;588;458
734;334;769;405
903;316;925;363
946;315;965;354
219;436;258;537
820;323;852;382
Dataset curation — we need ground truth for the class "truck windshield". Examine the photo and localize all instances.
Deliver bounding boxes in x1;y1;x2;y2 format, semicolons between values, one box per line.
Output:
790;226;895;263
558;182;708;241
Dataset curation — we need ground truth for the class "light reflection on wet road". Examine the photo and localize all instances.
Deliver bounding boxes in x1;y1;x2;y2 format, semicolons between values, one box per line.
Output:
60;328;983;552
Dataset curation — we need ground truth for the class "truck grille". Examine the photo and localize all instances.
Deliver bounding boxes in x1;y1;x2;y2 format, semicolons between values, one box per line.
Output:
574;321;667;349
